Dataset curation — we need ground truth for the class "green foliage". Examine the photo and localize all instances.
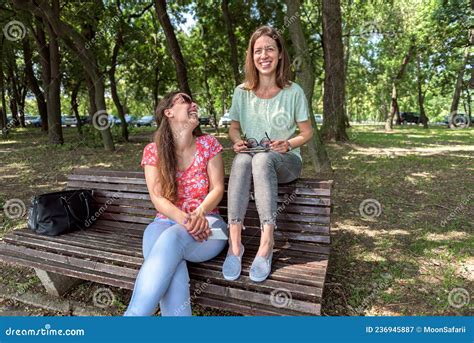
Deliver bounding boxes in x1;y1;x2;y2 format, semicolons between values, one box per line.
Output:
1;0;470;125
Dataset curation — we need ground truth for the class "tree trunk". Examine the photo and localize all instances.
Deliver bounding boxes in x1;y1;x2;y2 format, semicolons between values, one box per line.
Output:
416;53;428;128
0;37;7;137
71;81;83;135
7;63;20;127
152;66;159;111
33;16;50;132
154;0;192;96
343;0;352;128
285;0;332;174
109;31;128;141
464;87;471;126
221;0;240;87
385;44;415;130
13;0;115;151
23;37;48;132
84;75;97;120
449;48;469;128
203;65;219;135
17;82;27;127
45;0;63;144
321;0;348;141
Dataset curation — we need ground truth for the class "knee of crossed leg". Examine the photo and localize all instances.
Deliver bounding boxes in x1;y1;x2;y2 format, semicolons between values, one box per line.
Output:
152;225;189;255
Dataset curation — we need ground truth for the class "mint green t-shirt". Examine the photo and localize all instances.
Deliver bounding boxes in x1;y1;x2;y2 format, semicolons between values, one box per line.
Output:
229;81;310;161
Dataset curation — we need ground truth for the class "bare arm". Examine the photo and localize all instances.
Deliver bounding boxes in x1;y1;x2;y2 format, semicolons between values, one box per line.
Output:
288;120;314;148
187;151;225;239
229;120;248;152
270;120;314;153
143;165;188;225
198;152;225;214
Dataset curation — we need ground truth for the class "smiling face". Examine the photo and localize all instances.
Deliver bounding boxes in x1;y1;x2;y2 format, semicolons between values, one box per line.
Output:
253;35;281;77
165;93;199;129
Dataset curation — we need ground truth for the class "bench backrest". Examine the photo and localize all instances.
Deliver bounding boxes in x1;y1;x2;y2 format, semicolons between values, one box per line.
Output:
66;168;333;245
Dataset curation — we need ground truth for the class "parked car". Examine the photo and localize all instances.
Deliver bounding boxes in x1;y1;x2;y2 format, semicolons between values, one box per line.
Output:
30;116;42;127
218;112;232;127
79;116;91;125
400;112;420;124
444;113;471;127
314;114;323;124
62;115;77;127
136;115;155;127
24;115;39;126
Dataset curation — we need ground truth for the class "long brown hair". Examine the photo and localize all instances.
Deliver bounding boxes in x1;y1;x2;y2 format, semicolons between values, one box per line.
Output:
153;91;203;203
243;26;291;90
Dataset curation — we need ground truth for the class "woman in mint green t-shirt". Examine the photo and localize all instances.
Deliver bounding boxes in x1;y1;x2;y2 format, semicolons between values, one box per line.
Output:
222;26;314;282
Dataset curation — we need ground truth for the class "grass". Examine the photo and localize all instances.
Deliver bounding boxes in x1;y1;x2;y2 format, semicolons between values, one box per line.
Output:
0;124;472;316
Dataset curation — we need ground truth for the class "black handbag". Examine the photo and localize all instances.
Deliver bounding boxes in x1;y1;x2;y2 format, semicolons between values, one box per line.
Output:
27;190;96;236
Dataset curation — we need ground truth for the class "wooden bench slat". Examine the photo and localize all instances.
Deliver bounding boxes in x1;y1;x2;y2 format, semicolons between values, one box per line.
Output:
95;200;331;217
68;180;332;197
3;234;143;266
87;224;331;255
92;191;331;207
8;230;143;258
194;282;319;315
194;296;320;316
71;168;333;188
94;218;331;238
0;243;136;289
96;205;331;225
6;230;329;268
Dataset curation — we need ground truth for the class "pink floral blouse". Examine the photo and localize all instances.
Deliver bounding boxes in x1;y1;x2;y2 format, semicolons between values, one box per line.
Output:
141;134;223;219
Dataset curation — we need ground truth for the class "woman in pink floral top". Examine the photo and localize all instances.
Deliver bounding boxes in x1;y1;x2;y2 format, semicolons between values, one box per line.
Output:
124;92;227;317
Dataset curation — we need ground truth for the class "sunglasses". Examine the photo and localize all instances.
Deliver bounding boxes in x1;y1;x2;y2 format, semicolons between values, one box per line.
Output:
241;132;272;152
171;93;192;106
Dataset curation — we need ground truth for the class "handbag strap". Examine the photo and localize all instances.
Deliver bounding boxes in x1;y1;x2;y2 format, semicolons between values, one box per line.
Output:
60;192;91;223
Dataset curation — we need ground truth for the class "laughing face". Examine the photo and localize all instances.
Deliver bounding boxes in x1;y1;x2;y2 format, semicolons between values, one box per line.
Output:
168;93;199;129
253;35;281;76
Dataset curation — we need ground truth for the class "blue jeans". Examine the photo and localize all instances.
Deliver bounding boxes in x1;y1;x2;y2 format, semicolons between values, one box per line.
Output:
124;214;227;316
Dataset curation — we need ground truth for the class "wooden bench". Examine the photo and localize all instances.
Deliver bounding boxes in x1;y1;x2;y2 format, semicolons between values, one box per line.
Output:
0;168;333;316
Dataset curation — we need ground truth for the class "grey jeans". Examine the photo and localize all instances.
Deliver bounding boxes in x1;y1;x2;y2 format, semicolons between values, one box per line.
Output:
227;151;302;228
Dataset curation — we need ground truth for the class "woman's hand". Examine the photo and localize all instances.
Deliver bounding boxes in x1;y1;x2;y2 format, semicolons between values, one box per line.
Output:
185;208;211;241
270;140;290;153
233;140;248;153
